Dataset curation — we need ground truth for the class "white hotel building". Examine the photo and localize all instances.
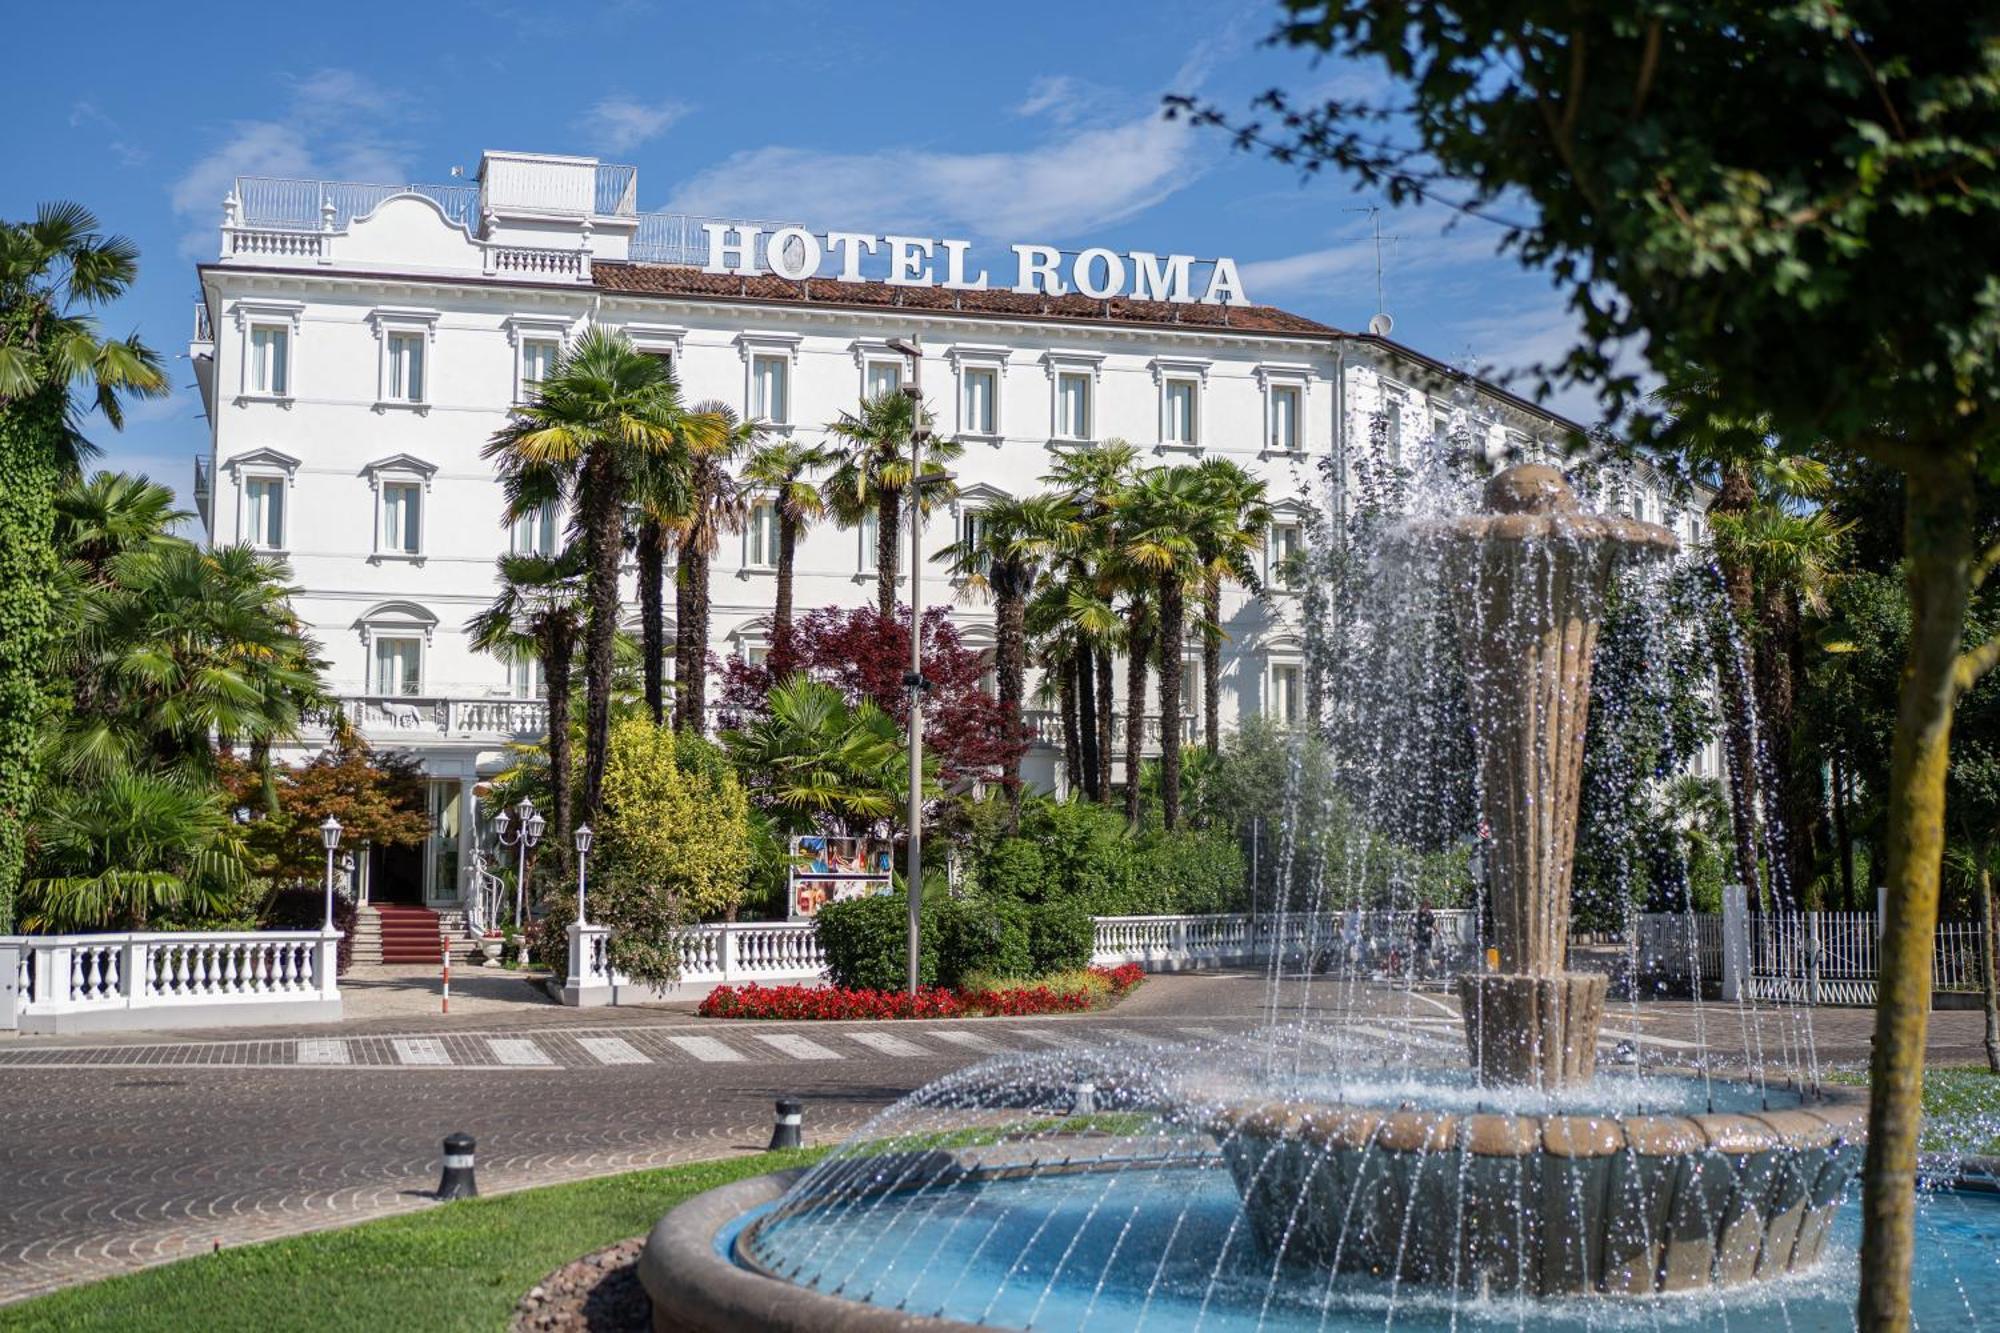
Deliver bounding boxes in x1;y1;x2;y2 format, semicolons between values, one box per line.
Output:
188;150;1696;909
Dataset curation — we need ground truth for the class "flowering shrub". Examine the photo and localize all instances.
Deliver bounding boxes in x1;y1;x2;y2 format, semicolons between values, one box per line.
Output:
698;966;1145;1020
1092;963;1146;994
698;983;965;1021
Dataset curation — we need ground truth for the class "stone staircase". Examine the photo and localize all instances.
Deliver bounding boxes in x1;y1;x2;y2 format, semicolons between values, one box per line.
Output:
352;905;475;965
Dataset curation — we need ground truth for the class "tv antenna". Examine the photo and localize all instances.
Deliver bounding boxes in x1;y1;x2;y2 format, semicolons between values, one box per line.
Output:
1345;204;1401;335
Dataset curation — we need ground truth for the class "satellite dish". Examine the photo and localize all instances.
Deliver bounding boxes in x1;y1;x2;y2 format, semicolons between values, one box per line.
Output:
1368;312;1394;337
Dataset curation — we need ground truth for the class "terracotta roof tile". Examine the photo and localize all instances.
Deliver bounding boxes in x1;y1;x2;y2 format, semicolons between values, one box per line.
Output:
591;263;1342;338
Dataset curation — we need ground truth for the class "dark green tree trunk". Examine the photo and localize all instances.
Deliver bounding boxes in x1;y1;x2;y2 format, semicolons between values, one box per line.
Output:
1123;619;1152;831
1712;464;1764;897
1158;579;1186;830
541;627;575;862
677;546;712;734
1203;572;1223;754
877;489;901;618
1833;749;1856;911
1058;658;1080;797
1095;645;1114;805
774;512;799;651
638;518;668;726
579;446;622;823
1076;647;1100;801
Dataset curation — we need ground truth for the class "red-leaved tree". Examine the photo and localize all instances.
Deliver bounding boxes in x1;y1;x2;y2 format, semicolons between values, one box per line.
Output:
719;607;1024;789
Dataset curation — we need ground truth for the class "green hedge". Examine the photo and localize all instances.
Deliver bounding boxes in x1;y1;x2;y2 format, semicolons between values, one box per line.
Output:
816;891;1059;989
1025;897;1094;973
971;799;1246;916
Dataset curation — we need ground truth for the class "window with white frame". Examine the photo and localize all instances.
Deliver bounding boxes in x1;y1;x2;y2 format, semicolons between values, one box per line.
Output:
959;509;991;577
386;331;425;403
373;636;424;696
245;476;286;550
963;367;997;436
859;509;879;573
1268;661;1303;726
1163;379;1198;446
511;501;558;556
247;324;290;397
865;360;902;400
507;653;545;699
746;500;781;569
1056;372;1092;440
381;482;422;556
1381;399;1404;465
1181;654;1201;715
520;338;559;396
1270;521;1303;590
1270;385;1301;452
752;354;789;424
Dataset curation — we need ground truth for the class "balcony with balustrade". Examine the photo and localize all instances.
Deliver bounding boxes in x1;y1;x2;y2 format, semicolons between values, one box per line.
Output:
300;692;551;750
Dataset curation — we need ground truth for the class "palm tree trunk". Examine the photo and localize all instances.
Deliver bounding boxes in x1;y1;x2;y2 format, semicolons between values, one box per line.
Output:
1076;647;1100;801
877;490;901;618
1158;579;1186;831
580;447;621;823
1203;573;1222;754
1980;851;2000;1075
1712;463;1764;901
1058;660;1080;797
1858;447;1975;1333
543;629;575;856
638;518;668;726
995;579;1027;824
1123;619;1152;830
1833;749;1856;911
682;547;712;733
774;512;798;655
673;546;694;728
1095;645;1114;806
1755;583;1821;906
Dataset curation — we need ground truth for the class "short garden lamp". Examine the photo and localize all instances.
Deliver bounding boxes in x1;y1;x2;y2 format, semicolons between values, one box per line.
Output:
574;824;593;927
494;797;545;930
319;816;343;931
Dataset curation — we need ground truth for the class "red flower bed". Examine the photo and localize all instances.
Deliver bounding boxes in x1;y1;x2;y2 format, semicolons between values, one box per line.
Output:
1092;963;1146;994
698;966;1146;1021
698;983;966;1020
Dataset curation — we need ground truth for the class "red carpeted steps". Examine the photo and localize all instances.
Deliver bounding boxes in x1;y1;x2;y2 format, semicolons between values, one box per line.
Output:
372;904;446;964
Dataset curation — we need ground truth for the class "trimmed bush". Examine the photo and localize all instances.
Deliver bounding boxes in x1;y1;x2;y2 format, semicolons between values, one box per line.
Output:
1026;899;1094;974
979;837;1052;902
816;893;936;990
934;893;1031;985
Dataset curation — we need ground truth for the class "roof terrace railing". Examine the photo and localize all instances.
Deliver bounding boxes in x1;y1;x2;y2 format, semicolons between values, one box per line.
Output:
237;176;482;231
629;213;804;267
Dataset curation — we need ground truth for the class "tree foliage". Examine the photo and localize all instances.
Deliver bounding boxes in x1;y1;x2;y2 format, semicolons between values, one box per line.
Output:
599;718;753;929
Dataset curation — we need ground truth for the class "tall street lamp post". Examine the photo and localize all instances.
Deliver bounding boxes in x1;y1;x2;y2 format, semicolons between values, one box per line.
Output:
319;816;343;932
574;824;594;927
888;336;931;996
493;797;545;931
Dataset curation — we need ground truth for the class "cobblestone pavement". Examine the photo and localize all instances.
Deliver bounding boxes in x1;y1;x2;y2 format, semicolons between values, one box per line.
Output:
1;971;1988;1304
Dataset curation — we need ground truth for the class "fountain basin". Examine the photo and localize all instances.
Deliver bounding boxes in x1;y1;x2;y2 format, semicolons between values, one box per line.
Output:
1207;1080;1868;1298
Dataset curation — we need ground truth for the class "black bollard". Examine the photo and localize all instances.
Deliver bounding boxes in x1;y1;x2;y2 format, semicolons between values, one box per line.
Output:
436;1132;478;1199
767;1098;804;1150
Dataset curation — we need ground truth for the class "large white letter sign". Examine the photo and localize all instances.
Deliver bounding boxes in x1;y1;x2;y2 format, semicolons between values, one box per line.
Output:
827;233;879;283
766;227;822;281
703;224;764;276
1201;257;1248;306
940;239;988;290
1129;252;1195;303
884;236;936;286
1071;248;1126;300
1012;244;1067;296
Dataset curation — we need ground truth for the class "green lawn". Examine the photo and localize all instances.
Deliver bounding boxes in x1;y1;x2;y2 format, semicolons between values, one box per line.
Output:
0;1149;826;1333
1827;1065;2000;1156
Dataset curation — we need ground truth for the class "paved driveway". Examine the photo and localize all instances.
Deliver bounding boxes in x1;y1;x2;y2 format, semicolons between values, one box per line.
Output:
1;971;1988;1304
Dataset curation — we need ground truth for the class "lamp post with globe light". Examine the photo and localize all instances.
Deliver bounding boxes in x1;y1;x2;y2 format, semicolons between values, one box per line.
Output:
492;797;545;931
319;817;343;931
574;824;593;927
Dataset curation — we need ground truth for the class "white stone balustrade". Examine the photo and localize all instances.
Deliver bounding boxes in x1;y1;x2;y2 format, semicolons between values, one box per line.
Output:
1;930;341;1033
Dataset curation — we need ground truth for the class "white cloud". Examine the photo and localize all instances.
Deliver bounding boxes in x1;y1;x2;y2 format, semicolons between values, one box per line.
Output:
665;111;1203;242
69;101;147;167
578;96;691;155
169;69;418;256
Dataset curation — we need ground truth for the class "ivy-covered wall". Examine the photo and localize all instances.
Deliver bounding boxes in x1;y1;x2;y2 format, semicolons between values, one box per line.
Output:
0;384;63;931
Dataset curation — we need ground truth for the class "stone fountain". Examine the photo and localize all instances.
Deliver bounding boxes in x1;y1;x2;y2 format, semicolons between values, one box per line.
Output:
1209;464;1867;1297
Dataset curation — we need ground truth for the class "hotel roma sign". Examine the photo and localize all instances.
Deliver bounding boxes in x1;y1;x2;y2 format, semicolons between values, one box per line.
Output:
702;225;1249;307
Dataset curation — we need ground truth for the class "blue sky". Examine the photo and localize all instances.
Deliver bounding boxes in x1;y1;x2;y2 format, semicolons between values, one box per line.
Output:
2;0;1587;501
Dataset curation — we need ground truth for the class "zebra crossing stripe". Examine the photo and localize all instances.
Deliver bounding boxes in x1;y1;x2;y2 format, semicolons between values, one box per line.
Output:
928;1030;1002;1052
487;1038;554;1067
296;1039;349;1065
392;1038;450;1066
1005;1028;1081;1047
847;1032;930;1058
666;1035;743;1063
754;1033;840;1061
578;1036;649;1065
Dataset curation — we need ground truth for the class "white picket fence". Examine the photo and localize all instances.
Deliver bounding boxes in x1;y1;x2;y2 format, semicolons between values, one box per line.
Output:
1744;912;1989;1006
3;930;342;1033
